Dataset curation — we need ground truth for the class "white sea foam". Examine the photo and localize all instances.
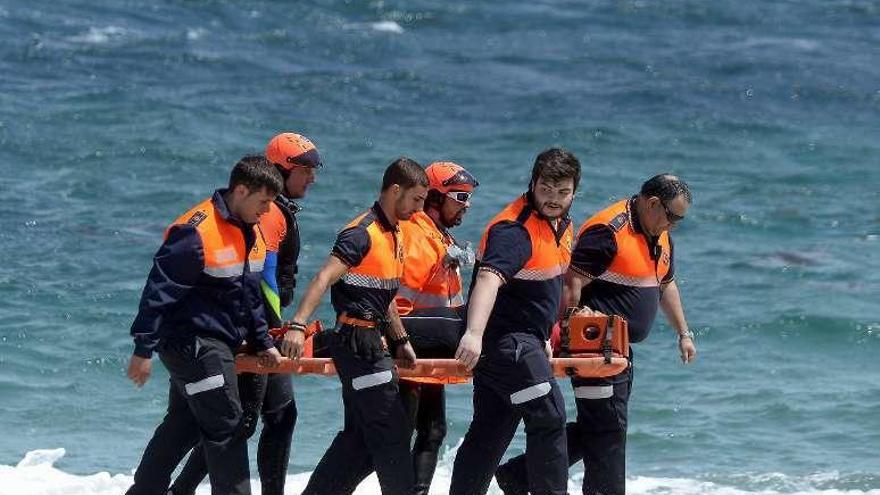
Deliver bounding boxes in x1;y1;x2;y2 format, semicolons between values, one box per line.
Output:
69;26;127;44
737;36;820;52
2;448;878;495
370;21;404;33
341;20;404;34
186;28;208;41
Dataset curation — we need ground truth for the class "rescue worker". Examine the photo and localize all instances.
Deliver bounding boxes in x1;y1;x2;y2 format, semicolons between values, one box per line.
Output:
495;174;697;495
450;148;581;495
339;161;479;494
125;155;284;495
398;161;477;494
281;157;427;495
170;133;322;495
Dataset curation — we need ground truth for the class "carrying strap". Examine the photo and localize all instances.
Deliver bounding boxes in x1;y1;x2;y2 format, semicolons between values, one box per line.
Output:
602;315;615;364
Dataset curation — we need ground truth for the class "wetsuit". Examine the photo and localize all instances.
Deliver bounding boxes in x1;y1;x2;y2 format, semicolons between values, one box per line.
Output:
399;211;467;494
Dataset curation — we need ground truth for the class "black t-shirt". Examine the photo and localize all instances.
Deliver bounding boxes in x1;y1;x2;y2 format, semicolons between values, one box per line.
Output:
478;220;566;342
329;204;400;321
570;224;674;343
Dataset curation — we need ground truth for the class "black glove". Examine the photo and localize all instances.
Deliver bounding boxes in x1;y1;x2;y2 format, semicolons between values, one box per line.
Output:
279;287;294;308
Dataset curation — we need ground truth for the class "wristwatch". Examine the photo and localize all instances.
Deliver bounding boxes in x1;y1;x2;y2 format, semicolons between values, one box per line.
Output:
677;330;694;341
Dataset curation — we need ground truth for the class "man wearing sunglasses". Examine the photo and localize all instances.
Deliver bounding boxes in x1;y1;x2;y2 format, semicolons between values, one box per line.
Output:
395;161;477;494
496;174;696;495
170;133;322;495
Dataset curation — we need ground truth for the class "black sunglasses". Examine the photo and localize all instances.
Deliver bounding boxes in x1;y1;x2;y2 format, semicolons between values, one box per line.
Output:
661;201;686;223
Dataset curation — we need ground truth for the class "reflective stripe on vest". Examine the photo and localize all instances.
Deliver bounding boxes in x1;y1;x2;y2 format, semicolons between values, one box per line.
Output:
577;199;671;288
340;210;404;290
396;284;465;309
169;197;267;279
477;195;573;282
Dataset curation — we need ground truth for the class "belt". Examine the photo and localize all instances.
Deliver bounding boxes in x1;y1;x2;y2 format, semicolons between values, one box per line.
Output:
338;314;378;329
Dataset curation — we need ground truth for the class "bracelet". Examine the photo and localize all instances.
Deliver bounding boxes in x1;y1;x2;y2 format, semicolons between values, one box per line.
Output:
285;321;308;333
678;330;694;341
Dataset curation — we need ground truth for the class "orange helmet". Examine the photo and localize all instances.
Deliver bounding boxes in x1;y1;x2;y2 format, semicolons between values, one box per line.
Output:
425;161;478;194
265;133;323;171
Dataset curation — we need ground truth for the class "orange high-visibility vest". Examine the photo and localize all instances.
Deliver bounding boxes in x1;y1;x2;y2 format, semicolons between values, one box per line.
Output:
477;195;573;285
168;197;267;278
577;199;670;287
395;211;464;315
337;209;404;300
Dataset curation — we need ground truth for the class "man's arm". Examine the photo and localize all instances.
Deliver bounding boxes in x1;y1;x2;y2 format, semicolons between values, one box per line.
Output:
660;280;696;363
127;225;204;387
562;269;592;316
564;223;616;319
455;221;531;370
456;269;505;370
280;255;349;358
386;301;417;367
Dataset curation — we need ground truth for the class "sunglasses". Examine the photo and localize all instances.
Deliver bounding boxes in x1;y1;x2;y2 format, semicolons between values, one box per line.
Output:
661;201;686;223
446;191;472;203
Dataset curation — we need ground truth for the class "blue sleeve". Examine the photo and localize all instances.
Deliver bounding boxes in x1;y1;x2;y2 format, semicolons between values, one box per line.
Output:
479;221;532;282
662;236;675;283
262;251;279;293
130;225;204;358
570;225;617;278
331;226;371;267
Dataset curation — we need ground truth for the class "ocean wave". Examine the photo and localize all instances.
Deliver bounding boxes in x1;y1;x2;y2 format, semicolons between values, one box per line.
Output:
68;26;128;45
2;449;878;495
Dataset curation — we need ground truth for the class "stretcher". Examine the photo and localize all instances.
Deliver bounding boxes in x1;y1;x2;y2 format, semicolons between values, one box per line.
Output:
235;314;630;380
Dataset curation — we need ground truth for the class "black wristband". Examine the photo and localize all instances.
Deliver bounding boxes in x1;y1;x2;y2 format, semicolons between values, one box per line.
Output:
388;334;410;347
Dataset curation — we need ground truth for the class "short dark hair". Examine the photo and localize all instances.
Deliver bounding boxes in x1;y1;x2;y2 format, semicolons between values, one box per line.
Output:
640;174;692;204
381;157;429;191
228;155;283;195
531;148;581;190
425;189;446;209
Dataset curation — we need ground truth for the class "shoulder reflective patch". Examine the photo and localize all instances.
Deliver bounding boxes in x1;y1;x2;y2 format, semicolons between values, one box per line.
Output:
573;385;613;399
509;381;551;404
352;370;393;390
184;374;225;396
608;212;628;232
187;211;207;227
213;247;237;263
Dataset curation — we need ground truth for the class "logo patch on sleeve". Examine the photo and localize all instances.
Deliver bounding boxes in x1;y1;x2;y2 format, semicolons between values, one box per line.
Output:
608;212;628;232
187;211;207;227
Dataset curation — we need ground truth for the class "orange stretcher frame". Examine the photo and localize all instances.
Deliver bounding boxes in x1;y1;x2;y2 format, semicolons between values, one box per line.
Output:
235;355;628;380
237;314;630;380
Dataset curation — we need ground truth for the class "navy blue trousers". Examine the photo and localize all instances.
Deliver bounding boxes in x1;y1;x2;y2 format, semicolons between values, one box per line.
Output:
301;325;414;495
450;332;568;495
126;336;250;495
497;362;633;495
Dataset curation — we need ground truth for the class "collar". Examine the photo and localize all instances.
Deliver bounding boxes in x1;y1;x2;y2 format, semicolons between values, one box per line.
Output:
431;213;457;245
627;196;645;235
522;193;571;243
276;194;302;214
212;189;248;228
371;201;398;232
